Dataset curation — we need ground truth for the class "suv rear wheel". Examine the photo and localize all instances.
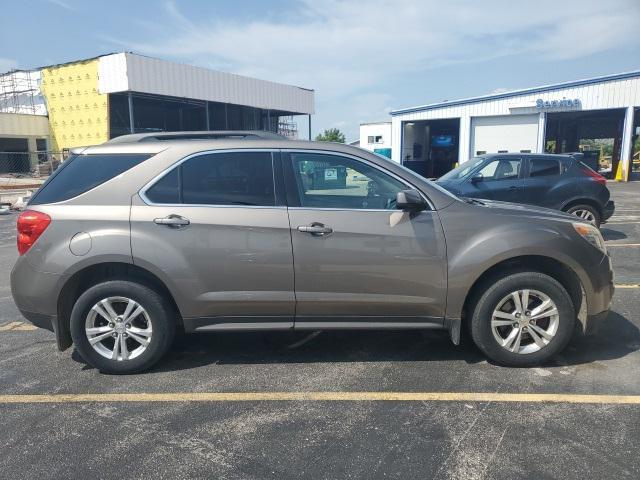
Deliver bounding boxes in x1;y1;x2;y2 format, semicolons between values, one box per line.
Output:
70;280;175;374
565;204;601;227
470;272;575;367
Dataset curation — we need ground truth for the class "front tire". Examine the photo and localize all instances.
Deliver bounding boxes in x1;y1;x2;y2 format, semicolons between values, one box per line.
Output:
470;272;575;367
70;280;175;374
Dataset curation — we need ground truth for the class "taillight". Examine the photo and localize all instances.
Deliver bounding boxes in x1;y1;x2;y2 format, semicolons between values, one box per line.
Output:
17;210;51;256
581;166;606;185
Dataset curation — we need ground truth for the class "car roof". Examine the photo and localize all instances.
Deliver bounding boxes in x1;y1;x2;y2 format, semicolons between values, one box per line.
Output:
78;138;377;157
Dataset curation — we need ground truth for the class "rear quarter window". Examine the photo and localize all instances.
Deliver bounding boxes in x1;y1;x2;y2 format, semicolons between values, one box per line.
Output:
29;153;151;205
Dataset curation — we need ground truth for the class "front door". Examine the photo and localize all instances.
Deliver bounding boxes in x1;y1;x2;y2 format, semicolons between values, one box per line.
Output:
468;156;524;203
130;150;295;329
283;151;447;327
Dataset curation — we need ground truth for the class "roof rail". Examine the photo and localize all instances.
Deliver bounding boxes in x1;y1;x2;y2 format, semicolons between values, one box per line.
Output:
105;130;288;144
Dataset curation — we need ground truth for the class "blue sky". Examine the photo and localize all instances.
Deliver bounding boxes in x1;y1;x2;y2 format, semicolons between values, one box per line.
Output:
2;0;639;141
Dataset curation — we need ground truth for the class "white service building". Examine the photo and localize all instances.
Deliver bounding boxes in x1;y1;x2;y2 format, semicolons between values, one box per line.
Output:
390;70;640;180
359;121;392;157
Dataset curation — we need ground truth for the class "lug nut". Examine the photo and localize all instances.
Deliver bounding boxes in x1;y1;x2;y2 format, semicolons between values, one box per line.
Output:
530;319;536;325
126;323;131;329
525;311;531;316
123;333;128;338
515;313;521;319
512;323;518;328
111;332;118;338
108;322;114;328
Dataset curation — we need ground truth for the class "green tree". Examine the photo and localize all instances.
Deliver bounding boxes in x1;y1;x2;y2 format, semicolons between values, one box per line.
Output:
315;128;346;143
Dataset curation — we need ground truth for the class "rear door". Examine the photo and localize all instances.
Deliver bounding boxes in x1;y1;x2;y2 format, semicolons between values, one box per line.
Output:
466;156;524;203
130;149;295;329
283;150;447;327
522;156;572;208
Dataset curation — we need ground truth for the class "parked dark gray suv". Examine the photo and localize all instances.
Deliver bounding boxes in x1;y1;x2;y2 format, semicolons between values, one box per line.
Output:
11;132;614;373
436;153;614;227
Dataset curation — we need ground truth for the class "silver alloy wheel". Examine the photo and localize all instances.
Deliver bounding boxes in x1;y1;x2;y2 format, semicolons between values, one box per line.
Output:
85;296;153;361
571;209;596;224
490;289;559;354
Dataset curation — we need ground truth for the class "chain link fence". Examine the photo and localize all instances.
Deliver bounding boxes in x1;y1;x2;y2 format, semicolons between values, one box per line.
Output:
0;151;69;206
0;151;67;190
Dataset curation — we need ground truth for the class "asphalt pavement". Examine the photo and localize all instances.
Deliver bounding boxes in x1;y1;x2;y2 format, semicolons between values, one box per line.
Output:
0;182;638;479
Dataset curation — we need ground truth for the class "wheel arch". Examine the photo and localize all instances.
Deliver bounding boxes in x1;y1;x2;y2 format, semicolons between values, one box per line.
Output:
561;198;603;217
56;262;182;350
460;255;585;334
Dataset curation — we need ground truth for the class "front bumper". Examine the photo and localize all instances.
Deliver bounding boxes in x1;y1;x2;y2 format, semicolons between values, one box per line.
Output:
582;253;614;334
584;309;611;335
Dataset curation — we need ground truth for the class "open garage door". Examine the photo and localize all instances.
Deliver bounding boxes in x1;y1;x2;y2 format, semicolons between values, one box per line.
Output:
471;115;539;157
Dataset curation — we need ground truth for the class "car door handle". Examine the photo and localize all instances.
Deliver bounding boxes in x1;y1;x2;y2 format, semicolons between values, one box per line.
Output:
154;215;190;228
297;223;333;236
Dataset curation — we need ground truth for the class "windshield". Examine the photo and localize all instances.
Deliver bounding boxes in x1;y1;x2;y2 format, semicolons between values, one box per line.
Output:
438;157;486;182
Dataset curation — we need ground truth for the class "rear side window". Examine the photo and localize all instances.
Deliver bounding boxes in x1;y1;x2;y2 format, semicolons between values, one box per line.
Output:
30;154;150;205
529;158;560;177
144;151;275;206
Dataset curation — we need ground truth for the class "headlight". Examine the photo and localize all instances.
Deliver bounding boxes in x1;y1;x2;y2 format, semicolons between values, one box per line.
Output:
573;223;607;253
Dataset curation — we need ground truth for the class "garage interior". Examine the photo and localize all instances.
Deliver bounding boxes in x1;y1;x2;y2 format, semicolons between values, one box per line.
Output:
401;119;459;178
544;108;626;177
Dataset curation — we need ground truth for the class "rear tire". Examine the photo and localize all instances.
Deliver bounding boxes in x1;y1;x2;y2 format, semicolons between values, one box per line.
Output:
470;272;575;367
565;204;601;228
70;280;175;374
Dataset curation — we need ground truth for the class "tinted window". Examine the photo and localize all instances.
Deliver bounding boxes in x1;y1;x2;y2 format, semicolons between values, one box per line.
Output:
145;168;180;203
30;154;150;205
530;158;560;177
477;158;522;181
290;153;406;210
181;152;274;206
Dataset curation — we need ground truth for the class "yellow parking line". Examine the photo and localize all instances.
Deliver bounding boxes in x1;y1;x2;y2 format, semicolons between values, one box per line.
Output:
606;243;640;247
0;321;37;331
615;284;640;289
0;392;639;404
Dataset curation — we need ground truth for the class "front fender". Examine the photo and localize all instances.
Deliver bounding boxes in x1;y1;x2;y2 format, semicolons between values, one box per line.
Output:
441;211;596;321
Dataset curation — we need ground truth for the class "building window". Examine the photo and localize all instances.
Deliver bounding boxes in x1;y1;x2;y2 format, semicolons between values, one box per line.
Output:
368;135;383;144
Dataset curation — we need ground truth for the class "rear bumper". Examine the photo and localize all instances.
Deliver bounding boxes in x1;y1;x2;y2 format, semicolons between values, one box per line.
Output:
603;200;615;222
11;257;71;350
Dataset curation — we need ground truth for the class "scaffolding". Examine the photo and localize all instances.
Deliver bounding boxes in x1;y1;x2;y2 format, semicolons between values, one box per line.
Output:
0;70;46;115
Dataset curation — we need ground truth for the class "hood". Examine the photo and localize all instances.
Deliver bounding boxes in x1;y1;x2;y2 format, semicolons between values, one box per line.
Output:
434;179;462;195
459;198;578;223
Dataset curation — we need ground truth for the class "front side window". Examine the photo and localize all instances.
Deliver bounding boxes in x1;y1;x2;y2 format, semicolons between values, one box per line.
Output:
290;153;407;210
477;158;522;181
144;151;275;206
529;158;560;177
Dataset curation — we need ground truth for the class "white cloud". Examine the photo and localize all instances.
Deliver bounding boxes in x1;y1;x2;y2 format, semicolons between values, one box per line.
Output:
46;0;75;11
110;0;640;138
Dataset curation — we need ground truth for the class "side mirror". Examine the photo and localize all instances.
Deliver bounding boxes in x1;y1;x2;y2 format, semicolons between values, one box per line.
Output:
471;173;484;184
396;189;427;211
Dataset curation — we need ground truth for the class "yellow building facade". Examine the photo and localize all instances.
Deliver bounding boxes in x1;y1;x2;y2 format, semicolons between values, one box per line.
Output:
40;58;109;151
